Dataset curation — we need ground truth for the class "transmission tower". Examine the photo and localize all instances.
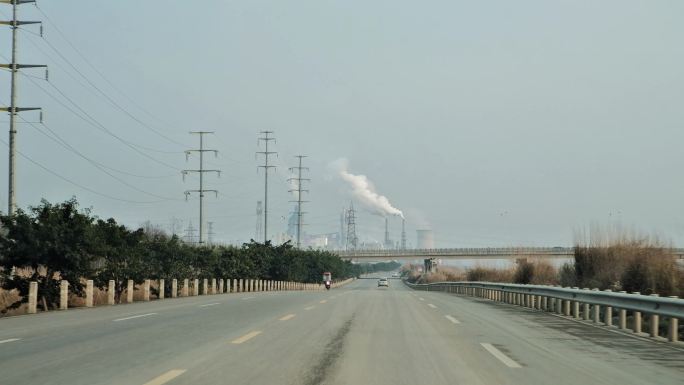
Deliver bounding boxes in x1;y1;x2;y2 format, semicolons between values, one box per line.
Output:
182;131;220;244
1;1;46;215
256;131;276;243
184;221;198;244
255;200;263;241
288;155;309;248
345;201;358;250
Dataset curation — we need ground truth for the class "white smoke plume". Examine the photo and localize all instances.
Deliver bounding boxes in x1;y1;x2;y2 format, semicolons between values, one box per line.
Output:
330;158;404;218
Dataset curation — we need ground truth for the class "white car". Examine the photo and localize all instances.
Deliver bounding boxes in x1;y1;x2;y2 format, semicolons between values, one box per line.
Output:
378;278;389;287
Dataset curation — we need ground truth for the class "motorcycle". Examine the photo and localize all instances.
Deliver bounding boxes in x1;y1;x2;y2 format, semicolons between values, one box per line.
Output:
324;280;331;290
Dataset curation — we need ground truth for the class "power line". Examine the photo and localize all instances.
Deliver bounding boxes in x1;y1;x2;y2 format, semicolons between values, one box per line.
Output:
288;155;309;248
183;131;220;244
256;131;276;243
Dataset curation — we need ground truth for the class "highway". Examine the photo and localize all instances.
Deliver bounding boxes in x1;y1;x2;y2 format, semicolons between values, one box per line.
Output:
0;277;682;385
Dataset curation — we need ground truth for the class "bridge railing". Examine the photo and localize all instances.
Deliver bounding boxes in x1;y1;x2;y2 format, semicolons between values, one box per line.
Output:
404;280;683;343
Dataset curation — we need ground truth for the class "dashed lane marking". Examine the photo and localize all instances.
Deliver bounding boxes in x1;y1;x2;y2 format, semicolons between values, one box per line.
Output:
445;315;461;324
319;300;327;304
305;306;315;310
199;303;220;307
481;343;522;368
113;313;157;322
0;338;20;344
279;314;296;321
418;297;425;301
427;303;437;309
231;331;262;344
142;369;186;385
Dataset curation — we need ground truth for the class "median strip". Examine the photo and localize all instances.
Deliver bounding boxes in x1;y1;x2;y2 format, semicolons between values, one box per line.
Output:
445;315;460;324
279;314;296;321
0;338;20;344
113;313;157;322
480;343;521;368
199;303;220;307
231;331;262;344
142;369;186;385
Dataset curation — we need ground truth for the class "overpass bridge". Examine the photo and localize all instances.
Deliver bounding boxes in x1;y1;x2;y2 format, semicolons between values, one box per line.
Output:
337;247;684;261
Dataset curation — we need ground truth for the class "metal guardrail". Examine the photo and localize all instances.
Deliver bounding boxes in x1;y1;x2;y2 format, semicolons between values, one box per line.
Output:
404;280;683;343
338;247;684;259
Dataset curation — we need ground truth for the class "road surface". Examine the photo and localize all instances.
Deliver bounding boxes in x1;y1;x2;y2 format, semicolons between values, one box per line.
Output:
0;277;682;385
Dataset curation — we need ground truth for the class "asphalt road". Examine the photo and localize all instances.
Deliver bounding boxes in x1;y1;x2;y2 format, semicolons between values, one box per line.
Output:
0;277;682;385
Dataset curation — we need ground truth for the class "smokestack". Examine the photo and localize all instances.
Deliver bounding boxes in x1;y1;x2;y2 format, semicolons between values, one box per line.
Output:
384;217;390;249
401;218;406;249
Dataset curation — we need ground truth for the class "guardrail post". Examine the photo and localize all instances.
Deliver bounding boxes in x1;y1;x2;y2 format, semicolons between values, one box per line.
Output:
28;281;37;314
182;279;189;297
649;294;660;337
193;279;199;296
618;291;627;329
210;278;216;294
668;296;679;342
572;300;580;319
159;279;165;299
202;279;208;295
172;279;178;298
219;279;224;294
563;299;571;316
127;279;134;303
60;280;69;310
143;279;150;302
232;279;236;293
107;280;115;305
634;312;642;334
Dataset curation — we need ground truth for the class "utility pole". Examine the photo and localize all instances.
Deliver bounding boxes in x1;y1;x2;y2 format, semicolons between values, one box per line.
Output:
288;155;309;248
1;0;46;215
182;131;220;244
255;200;263;241
345;201;358;250
256;131;276;243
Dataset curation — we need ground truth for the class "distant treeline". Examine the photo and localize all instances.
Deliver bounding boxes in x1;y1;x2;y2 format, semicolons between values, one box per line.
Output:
355;261;402;275
0;199;358;312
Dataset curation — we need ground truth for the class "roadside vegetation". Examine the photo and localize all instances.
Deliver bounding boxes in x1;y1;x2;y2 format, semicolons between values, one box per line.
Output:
0;198;358;315
407;235;683;297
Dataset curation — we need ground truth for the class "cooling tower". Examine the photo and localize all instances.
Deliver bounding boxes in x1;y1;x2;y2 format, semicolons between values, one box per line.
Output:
416;229;434;249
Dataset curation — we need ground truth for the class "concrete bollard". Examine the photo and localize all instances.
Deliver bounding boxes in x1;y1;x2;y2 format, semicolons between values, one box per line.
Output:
172;279;178;298
193;279;199;296
239;279;243;292
143;279;150;302
668;296;679;342
593;304;601;324
634;311;642;334
28;281;38;314
127;280;134;303
85;280;94;307
649;294;659;338
583;303;590;320
108;280;115;305
182;279;189;297
233;279;238;293
619;309;627;329
203;279;208;295
159;279;165;299
563;300;571;316
605;306;613;326
219;279;224;294
60;280;69;310
211;278;217;294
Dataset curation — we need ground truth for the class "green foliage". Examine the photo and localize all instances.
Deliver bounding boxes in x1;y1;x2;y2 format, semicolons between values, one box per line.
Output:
0;199;98;311
0;199;358;312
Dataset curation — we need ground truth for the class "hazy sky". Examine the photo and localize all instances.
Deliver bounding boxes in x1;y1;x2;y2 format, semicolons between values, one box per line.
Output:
0;1;682;247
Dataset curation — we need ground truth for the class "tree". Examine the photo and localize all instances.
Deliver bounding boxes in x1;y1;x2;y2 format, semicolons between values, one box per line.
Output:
0;199;97;312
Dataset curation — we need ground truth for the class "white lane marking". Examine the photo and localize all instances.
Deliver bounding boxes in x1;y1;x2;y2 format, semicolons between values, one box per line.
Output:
199;303;220;307
481;343;522;368
279;314;296;321
242;296;255;300
445;315;461;324
231;331;262;344
113;313;157;322
142;369;186;385
304;306;315;310
418;297;425;301
319;300;327;304
0;338;21;344
427;303;437;309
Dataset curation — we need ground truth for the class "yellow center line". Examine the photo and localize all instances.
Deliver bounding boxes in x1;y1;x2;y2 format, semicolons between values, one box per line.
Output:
231;331;262;344
142;369;186;385
319;300;327;304
279;314;296;321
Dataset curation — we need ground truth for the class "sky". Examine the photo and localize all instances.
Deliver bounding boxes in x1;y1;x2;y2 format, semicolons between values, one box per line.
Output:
0;0;682;247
